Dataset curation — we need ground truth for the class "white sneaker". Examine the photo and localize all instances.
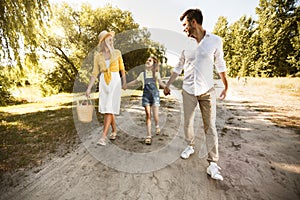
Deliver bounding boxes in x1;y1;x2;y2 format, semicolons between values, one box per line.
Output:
97;138;106;146
181;145;194;159
207;162;223;181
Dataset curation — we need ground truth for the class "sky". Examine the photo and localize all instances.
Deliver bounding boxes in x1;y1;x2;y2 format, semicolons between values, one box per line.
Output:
50;0;260;33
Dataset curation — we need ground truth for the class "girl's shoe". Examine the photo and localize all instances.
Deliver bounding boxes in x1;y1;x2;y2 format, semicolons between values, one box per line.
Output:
145;136;152;145
156;127;161;135
97;138;106;146
109;132;117;140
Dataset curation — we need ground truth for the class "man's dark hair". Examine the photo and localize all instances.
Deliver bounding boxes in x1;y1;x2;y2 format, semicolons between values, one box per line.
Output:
180;8;203;25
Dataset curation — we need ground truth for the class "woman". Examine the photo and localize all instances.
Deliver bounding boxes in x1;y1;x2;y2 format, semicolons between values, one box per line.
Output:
86;30;126;146
126;56;166;145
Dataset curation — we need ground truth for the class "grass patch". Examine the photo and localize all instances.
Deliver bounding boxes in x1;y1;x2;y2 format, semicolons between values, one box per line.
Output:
236;77;300;96
269;115;300;134
0;103;79;175
229;77;300;134
0;94;106;178
250;105;300;134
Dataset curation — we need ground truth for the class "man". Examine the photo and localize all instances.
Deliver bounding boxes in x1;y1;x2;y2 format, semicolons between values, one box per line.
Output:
164;8;228;181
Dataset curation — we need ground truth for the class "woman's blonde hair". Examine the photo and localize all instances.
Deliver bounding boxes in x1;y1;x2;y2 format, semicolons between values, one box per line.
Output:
99;35;114;55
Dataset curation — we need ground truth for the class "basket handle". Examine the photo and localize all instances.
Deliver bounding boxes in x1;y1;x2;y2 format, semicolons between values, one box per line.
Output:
77;97;93;106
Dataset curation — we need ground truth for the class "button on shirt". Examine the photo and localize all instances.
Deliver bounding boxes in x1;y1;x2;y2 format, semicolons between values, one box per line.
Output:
173;32;227;96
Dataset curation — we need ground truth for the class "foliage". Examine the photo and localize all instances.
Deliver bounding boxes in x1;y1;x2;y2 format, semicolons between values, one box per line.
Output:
41;4;165;95
0;0;51;83
0;68;13;106
213;0;299;77
0;0;51;104
255;0;298;76
1;0;299;104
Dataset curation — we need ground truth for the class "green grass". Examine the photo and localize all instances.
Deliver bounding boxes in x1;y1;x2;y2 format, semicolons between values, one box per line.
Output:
0;103;79;175
0;92;105;177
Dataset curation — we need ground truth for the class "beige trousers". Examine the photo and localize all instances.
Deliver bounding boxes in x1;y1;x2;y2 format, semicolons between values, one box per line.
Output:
182;88;219;162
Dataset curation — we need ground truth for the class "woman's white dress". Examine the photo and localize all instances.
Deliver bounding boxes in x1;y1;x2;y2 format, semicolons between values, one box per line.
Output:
98;60;121;114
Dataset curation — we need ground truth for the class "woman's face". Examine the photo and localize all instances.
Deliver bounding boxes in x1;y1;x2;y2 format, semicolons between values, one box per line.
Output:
145;57;154;68
104;36;113;48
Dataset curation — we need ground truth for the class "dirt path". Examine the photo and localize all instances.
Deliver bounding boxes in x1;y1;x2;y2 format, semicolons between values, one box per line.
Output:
1;83;299;200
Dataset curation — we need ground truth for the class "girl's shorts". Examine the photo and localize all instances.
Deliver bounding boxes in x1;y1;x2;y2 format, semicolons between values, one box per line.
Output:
142;84;160;107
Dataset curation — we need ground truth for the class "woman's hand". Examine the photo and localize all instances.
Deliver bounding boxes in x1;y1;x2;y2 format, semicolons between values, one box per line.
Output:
122;83;127;90
86;88;91;98
86;76;97;98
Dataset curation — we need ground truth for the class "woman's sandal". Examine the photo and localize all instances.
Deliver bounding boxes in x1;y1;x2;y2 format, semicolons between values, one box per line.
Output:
145;136;152;145
156;127;161;135
109;132;117;140
97;138;106;146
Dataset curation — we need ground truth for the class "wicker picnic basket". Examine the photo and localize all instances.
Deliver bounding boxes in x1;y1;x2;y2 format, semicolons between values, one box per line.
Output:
76;99;94;123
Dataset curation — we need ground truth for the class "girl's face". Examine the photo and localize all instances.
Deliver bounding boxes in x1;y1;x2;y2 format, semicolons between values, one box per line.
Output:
145;57;154;68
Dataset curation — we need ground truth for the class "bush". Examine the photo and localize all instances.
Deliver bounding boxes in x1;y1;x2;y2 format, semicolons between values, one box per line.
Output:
40;83;59;97
0;72;13;106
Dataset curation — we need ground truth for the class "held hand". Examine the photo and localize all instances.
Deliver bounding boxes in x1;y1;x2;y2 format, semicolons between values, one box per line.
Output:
122;83;127;90
163;87;171;96
219;89;227;100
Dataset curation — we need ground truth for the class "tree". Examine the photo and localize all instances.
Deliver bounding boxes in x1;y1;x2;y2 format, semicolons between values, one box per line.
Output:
213;16;229;39
213;16;256;77
213;0;299;77
286;5;300;75
213;16;231;77
256;0;299;76
0;0;51;73
0;0;51;105
228;16;256;77
41;3;165;94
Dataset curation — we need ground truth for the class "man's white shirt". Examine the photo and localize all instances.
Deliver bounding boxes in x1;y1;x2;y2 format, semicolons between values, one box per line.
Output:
173;32;227;96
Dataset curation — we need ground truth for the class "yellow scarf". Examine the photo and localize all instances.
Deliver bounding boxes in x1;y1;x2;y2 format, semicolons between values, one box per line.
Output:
93;50;124;85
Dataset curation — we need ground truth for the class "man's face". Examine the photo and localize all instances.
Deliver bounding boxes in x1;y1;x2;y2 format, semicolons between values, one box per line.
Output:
182;16;196;38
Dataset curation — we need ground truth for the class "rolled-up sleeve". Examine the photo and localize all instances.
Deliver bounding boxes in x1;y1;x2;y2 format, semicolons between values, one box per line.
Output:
173;50;185;74
214;38;226;73
92;53;100;78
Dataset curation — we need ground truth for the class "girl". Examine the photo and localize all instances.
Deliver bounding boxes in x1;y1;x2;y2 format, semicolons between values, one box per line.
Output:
86;30;127;146
126;56;166;145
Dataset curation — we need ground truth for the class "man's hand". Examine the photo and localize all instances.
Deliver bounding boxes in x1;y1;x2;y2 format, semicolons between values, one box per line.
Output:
219;89;227;100
164;87;171;96
219;72;228;100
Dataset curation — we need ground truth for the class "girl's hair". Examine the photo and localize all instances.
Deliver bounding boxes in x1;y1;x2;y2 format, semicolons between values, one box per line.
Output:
99;36;114;55
149;55;159;81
